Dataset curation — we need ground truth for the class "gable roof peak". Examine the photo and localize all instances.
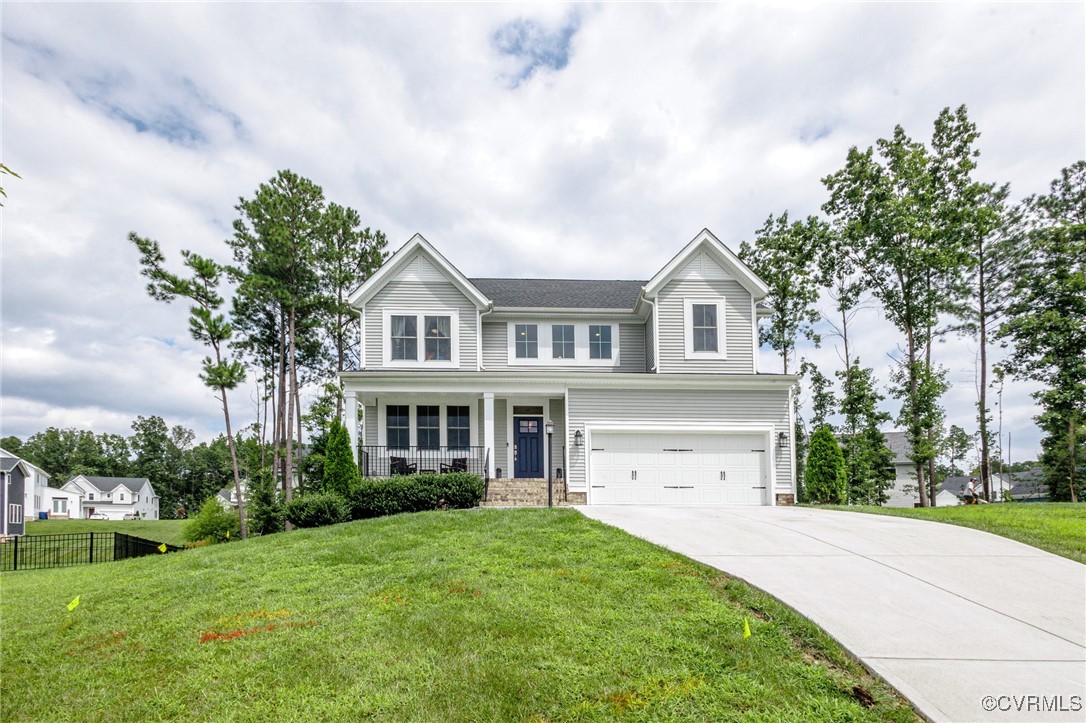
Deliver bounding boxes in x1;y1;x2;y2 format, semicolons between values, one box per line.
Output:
348;233;490;309
643;228;769;300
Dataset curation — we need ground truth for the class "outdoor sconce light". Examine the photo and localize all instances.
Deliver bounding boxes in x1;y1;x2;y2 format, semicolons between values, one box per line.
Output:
545;420;555;436
778;431;789;448
574;429;584;447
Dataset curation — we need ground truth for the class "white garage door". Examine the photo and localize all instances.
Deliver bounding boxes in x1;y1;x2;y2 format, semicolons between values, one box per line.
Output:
589;432;768;505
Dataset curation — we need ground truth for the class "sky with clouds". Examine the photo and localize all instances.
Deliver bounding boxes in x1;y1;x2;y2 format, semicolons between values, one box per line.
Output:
2;2;1083;464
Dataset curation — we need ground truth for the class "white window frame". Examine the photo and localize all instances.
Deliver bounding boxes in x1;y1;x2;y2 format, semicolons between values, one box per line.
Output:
9;504;23;524
382;309;460;369
378;399;478;448
506;322;620;367
52;498;67;514
684;298;727;360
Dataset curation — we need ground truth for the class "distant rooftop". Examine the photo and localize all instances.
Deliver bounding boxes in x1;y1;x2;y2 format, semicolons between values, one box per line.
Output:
468;278;645;310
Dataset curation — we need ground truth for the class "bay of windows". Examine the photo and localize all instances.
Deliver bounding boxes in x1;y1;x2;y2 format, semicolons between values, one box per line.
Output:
384;404;473;448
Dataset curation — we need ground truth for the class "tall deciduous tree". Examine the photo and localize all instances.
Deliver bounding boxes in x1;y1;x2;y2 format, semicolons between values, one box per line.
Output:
130;235;249;537
998;161;1086;502
739;212;825;374
822;112;974;506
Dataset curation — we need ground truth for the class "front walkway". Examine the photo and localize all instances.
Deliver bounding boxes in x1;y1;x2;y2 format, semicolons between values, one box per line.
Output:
577;505;1086;722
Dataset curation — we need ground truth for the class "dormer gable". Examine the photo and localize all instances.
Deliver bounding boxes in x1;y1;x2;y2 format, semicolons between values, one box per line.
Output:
348;233;491;310
642;229;768;302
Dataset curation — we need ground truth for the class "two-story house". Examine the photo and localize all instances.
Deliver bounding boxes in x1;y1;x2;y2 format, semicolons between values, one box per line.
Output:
340;229;799;506
61;476;160;520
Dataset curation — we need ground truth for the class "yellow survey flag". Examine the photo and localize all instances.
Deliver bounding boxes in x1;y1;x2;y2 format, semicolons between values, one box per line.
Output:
157;543;167;553
226;530;230;539
67;596;80;612
743;618;751;639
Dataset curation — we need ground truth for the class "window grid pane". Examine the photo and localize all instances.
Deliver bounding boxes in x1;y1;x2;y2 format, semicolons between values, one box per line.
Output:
589;325;612;359
692;304;718;352
387;405;410;448
424;315;452;361
447;405;470;449
417;405;440;449
515;324;538;358
552;324;575;359
392;316;418;360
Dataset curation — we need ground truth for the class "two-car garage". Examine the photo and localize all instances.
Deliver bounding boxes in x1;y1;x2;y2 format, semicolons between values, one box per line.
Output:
587;431;770;505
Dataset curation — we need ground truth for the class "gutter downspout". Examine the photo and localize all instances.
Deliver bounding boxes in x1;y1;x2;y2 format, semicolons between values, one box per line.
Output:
639;291;658;372
478;302;493;371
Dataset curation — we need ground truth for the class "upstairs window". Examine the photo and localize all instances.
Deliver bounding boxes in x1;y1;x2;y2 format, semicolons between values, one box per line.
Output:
391;315;417;360
515;324;538;358
684;299;727;359
589;325;612;359
417;406;440;449
88;493;94;501
551;324;575;359
387;405;410;448
447;406;470;449
692;304;718;352
424;316;452;361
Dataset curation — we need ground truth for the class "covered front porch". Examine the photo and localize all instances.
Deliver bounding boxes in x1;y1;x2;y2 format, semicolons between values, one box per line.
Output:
342;376;569;485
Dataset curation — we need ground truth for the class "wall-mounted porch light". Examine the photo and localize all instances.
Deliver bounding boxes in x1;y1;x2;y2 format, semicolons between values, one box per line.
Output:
574;429;584;447
777;431;789;449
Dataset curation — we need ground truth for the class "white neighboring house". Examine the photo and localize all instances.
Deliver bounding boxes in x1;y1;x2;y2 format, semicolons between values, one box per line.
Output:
0;447;83;520
61;476;160;520
882;432;961;508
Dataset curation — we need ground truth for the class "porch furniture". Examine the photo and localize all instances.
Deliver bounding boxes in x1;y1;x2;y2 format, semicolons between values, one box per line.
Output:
440;458;468;473
390;457;418;476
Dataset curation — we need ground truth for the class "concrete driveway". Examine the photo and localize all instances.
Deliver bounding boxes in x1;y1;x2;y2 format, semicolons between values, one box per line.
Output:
578;505;1086;723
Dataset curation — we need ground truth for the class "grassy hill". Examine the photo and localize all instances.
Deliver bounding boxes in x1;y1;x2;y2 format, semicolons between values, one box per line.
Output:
832;503;1086;564
23;518;188;546
2;509;916;721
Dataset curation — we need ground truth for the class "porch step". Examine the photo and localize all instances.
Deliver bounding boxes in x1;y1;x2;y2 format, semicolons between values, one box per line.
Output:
482;478;575;507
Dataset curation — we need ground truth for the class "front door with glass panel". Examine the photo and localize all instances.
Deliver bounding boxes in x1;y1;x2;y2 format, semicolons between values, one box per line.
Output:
514;417;544;478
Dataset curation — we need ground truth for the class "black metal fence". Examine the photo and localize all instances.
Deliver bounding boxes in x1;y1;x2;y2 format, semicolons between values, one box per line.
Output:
359;445;490;480
0;532;182;572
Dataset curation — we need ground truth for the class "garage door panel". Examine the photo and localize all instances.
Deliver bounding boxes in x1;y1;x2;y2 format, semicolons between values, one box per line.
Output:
589;432;768;506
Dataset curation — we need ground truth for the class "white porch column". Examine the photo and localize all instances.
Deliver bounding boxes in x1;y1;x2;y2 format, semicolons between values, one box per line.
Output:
345;392;359;463
483;392;495;478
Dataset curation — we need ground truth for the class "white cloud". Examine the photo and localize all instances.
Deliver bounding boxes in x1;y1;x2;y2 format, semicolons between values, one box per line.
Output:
1;2;1082;460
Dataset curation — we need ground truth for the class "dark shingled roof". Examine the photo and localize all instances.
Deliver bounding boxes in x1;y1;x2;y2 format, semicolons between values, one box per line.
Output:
78;476;150;492
468;278;646;310
0;456;20;473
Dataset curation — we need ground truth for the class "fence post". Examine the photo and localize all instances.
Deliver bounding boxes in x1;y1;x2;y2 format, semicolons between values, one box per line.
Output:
89;531;94;565
12;535;17;572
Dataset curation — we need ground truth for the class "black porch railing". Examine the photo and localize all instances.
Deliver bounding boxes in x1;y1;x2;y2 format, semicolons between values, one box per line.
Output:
1;532;183;572
359;445;489;481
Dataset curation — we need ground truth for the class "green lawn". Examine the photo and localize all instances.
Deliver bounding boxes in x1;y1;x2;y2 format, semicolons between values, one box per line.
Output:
23;518;188;546
831;503;1086;564
2;509;917;721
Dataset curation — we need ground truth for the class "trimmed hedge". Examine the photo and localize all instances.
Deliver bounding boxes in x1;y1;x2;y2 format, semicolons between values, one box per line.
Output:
284;492;350;528
346;472;484;520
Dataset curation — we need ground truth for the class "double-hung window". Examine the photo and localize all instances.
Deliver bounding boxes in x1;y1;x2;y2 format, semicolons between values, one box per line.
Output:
391;315;418;360
417;406;440;449
447;406;470;449
387;405;410;448
684;299;726;359
424;316;452;361
515;324;538;358
552;324;575;359
589;325;612;359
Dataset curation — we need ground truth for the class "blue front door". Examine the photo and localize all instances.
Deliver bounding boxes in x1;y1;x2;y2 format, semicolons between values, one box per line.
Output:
514;416;544;478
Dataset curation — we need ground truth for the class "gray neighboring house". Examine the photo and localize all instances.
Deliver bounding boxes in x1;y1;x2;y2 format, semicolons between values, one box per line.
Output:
340;230;799;506
881;432;962;507
0;455;29;536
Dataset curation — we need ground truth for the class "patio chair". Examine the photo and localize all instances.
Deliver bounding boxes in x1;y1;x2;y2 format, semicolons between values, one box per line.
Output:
440;458;468;473
390;456;418;476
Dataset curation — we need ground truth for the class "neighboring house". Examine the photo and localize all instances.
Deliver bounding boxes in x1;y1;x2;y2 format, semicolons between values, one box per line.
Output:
61;476;160;520
882;431;920;508
0;455;29;536
339;230;798;506
0;447;83;520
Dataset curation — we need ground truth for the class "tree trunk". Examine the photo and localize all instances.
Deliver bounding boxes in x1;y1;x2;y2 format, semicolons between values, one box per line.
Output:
283;306;297;527
978;245;992;501
294;359;303;491
1070;415;1079;503
221;385;247;540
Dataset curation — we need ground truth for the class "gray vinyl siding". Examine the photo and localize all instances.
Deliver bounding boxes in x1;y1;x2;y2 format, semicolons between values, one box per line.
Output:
481;322;646;373
494;399;508;477
645;318;655;371
363;279;479;369
364;404;378;446
656;278;754;373
548;398;566;481
565;387;791;493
